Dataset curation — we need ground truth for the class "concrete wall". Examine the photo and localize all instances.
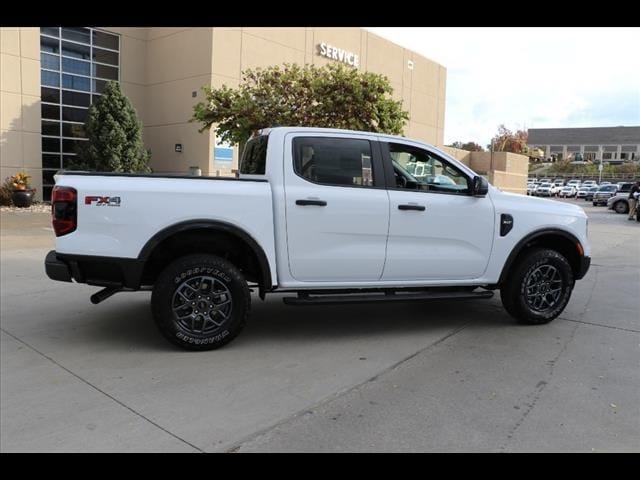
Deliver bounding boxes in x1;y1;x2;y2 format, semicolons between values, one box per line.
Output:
470;152;528;195
439;147;528;195
107;27;215;176
0;27;42;196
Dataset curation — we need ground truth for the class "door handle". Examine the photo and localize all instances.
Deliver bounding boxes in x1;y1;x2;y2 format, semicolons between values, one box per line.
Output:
398;204;425;211
296;199;327;206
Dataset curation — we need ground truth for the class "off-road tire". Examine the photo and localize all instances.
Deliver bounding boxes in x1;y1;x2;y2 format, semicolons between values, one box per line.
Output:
500;248;574;325
151;254;250;350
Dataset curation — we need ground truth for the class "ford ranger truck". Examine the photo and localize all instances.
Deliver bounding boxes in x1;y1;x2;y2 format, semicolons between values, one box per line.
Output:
45;127;591;350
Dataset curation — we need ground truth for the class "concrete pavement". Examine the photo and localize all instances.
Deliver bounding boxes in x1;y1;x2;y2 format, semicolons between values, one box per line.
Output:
1;199;638;452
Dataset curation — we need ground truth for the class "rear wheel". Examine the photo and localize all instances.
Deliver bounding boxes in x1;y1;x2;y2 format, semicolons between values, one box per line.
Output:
151;254;250;350
500;248;574;325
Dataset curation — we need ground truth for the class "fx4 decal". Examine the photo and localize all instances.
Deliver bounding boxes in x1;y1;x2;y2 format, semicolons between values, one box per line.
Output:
85;196;121;206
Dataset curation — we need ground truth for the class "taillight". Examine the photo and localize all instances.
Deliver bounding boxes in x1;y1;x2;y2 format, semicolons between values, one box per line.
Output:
51;186;77;236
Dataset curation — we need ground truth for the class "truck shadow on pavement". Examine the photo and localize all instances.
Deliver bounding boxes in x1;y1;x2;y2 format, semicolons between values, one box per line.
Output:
74;293;514;351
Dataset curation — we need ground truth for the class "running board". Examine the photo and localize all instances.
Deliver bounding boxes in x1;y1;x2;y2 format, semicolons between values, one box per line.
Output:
283;290;494;306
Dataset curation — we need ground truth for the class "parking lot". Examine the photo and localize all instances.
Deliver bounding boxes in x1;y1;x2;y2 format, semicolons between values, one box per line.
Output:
1;198;638;452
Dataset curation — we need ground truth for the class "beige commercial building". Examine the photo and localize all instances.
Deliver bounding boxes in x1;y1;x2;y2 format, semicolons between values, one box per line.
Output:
1;27;448;201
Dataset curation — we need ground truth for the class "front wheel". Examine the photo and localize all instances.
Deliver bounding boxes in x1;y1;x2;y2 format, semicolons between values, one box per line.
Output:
151;254;251;350
500;248;574;325
613;201;628;214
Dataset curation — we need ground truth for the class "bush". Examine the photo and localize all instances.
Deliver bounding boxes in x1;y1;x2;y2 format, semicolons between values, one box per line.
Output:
0;177;13;206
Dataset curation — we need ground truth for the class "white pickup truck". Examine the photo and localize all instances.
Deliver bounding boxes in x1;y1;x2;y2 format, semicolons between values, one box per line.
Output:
45;127;591;350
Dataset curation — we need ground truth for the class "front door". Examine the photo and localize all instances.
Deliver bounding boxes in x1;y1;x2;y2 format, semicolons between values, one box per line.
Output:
381;141;495;281
283;133;390;282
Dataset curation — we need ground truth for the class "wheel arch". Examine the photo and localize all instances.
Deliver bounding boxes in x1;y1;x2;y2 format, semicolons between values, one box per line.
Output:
138;219;272;291
498;228;585;285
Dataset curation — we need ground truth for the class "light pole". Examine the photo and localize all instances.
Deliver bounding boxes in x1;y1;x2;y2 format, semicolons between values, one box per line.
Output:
598;157;603;184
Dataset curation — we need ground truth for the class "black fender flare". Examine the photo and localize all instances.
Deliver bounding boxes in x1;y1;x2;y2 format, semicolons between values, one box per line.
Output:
498;228;586;284
138;219;273;290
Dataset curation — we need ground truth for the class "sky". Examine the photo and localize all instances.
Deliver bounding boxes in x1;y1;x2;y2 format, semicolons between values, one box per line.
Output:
365;27;640;147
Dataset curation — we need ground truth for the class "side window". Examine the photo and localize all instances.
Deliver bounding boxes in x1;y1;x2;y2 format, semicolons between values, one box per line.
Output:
240;135;268;175
388;142;470;194
293;137;374;187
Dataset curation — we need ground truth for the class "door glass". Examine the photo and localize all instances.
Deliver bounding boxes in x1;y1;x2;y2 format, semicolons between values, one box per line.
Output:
388;143;470;194
293;137;374;187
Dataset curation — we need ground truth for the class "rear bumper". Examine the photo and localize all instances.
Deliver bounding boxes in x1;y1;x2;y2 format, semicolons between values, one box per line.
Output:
44;250;144;289
45;250;72;282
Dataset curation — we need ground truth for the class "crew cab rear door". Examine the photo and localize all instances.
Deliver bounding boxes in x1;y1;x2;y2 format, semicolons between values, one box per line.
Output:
283;132;389;282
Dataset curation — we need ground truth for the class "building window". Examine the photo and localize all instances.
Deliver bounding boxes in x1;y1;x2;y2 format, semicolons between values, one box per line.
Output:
39;27;120;201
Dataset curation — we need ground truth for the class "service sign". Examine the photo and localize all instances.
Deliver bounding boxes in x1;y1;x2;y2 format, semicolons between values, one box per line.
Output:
317;42;360;68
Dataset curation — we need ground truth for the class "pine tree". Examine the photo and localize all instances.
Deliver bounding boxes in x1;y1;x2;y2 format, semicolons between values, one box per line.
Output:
73;81;151;172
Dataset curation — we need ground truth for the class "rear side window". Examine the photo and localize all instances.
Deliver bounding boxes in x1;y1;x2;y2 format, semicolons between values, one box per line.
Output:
240;135;268;175
292;137;374;187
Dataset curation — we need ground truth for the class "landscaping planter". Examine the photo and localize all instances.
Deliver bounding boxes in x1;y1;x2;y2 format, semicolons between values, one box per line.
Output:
11;189;35;208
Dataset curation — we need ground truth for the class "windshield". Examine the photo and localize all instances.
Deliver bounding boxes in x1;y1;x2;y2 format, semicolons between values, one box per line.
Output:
598;185;616;191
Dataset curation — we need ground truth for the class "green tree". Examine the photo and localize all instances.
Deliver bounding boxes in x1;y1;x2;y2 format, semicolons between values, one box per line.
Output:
447;141;484;152
72;81;151;172
192;63;409;146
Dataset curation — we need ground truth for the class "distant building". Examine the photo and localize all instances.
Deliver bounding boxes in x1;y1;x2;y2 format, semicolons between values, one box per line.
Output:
528;126;640;163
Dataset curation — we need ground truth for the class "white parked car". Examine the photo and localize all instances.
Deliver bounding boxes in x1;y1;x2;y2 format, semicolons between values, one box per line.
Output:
535;182;557;197
45;127;591;350
582;180;597;188
566;179;581;189
559;186;577;198
576;186;591;199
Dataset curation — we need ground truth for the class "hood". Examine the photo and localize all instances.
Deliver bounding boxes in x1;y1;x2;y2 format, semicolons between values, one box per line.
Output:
492;187;587;218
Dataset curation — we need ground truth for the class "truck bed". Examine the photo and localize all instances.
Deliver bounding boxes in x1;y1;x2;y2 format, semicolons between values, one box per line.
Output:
52;172;277;273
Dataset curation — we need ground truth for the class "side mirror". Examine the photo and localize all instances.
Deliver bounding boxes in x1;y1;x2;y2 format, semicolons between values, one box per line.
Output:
472;176;489;197
405;180;419;190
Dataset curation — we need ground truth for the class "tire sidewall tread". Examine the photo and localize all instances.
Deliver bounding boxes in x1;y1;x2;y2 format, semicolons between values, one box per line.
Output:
151;254;250;350
501;248;574;325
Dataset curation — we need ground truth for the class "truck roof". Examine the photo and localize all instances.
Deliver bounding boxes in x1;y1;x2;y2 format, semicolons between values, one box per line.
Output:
258;126;437;148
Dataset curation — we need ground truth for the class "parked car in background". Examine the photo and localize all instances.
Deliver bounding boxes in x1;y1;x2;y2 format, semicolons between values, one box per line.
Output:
582;180;597;188
527;183;536;196
566;179;581;189
536;182;556;197
576;186;591;199
593;184;619;206
616;182;633;193
607;193;631;214
554;179;565;188
559;186;577;198
600;181;612;187
584;186;599;202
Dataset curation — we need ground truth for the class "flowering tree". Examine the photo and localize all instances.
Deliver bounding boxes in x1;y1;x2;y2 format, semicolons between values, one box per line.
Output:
490;124;528;154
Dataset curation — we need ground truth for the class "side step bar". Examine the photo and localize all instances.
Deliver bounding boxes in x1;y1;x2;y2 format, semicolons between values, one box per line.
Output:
283;290;494;306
